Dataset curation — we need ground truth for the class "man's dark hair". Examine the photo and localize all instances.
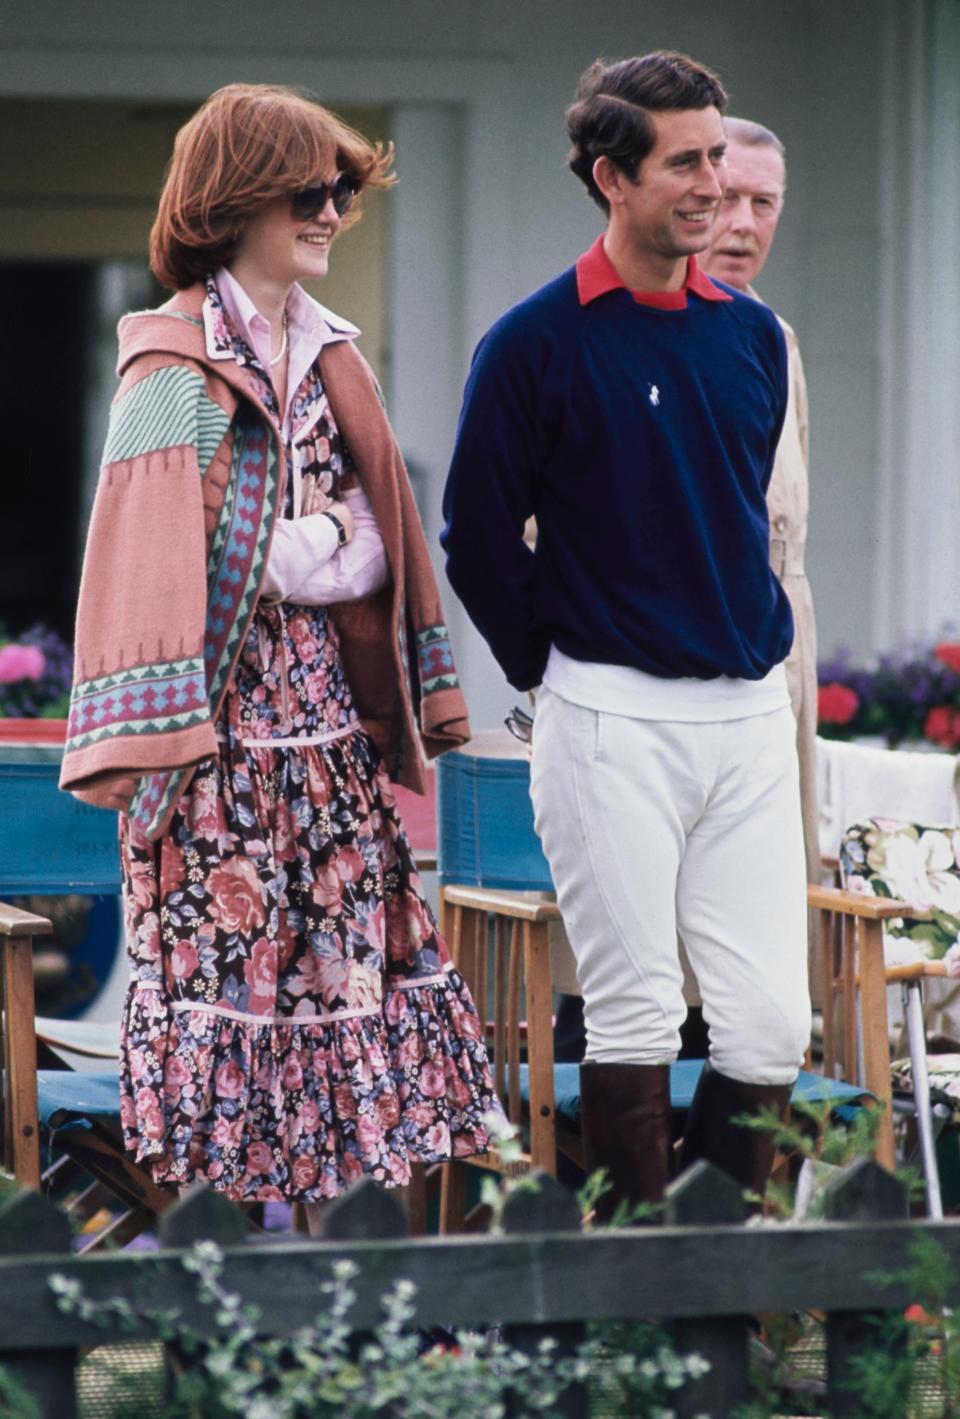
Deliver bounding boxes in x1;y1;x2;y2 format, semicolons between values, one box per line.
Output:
566;51;728;212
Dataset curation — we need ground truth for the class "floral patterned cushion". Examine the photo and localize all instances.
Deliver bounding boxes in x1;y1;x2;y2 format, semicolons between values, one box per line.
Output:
840;818;960;976
892;1053;960;1104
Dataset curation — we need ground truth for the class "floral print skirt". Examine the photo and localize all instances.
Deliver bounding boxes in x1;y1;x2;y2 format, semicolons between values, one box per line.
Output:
118;691;499;1201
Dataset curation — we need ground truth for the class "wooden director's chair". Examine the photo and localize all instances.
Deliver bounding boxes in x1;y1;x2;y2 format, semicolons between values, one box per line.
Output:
436;877;920;1231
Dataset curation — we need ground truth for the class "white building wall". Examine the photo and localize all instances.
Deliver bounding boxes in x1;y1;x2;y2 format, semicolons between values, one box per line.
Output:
2;0;957;726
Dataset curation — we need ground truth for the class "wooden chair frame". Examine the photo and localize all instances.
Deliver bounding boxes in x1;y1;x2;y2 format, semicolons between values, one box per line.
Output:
0;903;47;1189
810;881;951;1213
435;880;930;1231
438;885;564;1230
1;900;176;1249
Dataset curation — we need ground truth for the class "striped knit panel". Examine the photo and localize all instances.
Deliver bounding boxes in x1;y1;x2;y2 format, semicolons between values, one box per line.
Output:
102;364;231;476
128;413;280;840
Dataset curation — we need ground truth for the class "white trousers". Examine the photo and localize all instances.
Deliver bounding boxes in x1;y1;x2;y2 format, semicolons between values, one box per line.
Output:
530;687;811;1085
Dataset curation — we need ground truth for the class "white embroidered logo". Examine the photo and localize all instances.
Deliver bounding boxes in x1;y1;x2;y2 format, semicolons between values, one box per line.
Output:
648;384;660;406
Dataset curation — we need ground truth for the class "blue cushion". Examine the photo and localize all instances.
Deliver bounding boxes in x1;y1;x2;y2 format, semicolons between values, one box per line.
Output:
437;747;553;891
36;1068;121;1131
523;1060;870;1129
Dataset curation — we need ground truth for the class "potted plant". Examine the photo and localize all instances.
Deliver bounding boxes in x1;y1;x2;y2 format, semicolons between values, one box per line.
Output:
0;623;73;743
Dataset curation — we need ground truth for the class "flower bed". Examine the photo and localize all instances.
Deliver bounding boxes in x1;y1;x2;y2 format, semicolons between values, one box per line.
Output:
818;640;960;748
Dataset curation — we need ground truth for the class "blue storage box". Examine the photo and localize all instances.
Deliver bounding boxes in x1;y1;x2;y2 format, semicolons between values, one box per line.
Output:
437;730;554;891
0;743;121;895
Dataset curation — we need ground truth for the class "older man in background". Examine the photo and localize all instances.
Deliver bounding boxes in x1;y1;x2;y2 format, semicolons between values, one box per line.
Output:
701;118;820;893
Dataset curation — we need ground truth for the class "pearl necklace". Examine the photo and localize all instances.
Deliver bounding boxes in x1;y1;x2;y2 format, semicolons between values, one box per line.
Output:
270;309;289;366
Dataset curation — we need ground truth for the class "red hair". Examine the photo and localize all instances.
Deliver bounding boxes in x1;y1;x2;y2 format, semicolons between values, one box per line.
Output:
150;83;395;290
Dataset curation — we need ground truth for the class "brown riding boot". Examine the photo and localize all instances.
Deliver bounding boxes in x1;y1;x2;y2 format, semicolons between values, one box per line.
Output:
578;1062;672;1224
679;1061;791;1212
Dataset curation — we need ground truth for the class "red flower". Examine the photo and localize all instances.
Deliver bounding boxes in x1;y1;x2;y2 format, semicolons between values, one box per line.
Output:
924;705;960;748
904;1302;938;1327
935;642;960;671
817;682;860;726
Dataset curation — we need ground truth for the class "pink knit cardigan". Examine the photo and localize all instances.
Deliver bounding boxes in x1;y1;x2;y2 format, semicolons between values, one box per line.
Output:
60;283;470;838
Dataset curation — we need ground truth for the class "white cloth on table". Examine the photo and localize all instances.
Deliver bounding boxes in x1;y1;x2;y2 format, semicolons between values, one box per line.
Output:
816;736;960;862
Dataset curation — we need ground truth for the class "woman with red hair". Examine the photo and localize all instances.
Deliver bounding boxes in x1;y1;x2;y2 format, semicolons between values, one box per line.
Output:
61;84;498;1215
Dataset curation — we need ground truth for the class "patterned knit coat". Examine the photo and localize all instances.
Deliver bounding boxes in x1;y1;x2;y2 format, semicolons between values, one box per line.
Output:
60;283;470;838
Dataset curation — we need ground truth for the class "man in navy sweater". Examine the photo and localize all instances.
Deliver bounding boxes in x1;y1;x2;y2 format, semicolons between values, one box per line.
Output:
441;51;810;1220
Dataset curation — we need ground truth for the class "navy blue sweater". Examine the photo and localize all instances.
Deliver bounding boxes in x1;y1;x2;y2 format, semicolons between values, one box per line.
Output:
440;262;792;692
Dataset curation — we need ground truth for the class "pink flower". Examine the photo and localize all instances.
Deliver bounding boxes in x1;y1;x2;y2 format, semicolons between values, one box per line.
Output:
0;643;45;684
215;1060;247;1099
426;1122;450;1154
142;1103;165;1140
386;1152;411;1185
334;1081;359;1119
207;858;266;935
419;1061;447;1099
127;857;157;911
456;1010;481;1041
165;1056;193;1086
299;1098;321;1134
374;1092;401;1128
397;1033;425;1067
246;1141;275;1174
335;846;366;883
384;990;407;1026
185;783;221;844
304;671;327;702
243;938;277;1013
159;840;187;896
311;862;342;912
211;1116;243;1149
287;612;312;644
446;1072;473;1108
136;913;161;963
281;1055;304;1090
340;1030;361;1062
355;1113;382;1152
170;942;199;980
292;1155;319;1190
341;1152;363;1183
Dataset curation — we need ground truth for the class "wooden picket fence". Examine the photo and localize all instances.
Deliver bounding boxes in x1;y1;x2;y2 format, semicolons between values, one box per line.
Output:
0;1156;958;1419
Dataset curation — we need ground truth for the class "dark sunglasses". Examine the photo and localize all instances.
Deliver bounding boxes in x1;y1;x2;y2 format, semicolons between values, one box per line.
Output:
290;174;359;222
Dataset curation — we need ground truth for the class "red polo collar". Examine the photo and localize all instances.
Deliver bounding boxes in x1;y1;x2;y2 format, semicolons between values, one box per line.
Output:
576;234;732;310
